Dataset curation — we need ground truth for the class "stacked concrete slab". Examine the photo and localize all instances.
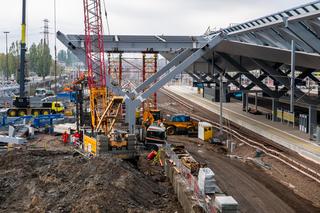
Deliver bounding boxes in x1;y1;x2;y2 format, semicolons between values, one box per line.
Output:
215;196;238;213
198;168;218;195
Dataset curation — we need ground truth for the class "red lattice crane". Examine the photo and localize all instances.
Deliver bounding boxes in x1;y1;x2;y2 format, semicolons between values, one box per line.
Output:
83;0;123;134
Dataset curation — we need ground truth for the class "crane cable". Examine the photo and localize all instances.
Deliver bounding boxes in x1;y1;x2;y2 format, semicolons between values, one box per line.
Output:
102;0;119;81
102;0;111;36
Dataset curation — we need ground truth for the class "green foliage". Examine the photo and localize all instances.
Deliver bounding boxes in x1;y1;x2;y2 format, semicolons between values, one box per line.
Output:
9;41;20;80
58;49;67;63
57;49;79;66
37;42;52;79
27;40;52;79
0;40;68;80
28;43;38;74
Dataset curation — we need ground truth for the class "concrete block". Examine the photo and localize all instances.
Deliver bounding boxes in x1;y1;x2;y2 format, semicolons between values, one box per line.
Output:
0;135;27;144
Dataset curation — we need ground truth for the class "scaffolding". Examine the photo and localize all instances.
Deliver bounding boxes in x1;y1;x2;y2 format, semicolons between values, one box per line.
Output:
108;53;123;87
142;53;158;111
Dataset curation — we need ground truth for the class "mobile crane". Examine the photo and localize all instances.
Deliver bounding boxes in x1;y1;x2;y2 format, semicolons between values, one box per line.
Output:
5;0;65;118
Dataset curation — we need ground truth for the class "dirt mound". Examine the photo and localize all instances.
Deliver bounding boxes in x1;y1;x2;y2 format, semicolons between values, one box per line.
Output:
0;150;181;213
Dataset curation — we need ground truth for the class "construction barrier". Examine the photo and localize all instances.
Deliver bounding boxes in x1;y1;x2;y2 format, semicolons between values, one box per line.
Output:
83;134;97;156
165;146;238;213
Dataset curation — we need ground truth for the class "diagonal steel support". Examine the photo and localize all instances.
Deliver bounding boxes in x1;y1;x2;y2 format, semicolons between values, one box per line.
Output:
201;56;243;89
245;64;283;91
308;73;320;83
134;35;224;106
218;53;277;97
251;59;319;105
225;72;241;87
133;48;194;94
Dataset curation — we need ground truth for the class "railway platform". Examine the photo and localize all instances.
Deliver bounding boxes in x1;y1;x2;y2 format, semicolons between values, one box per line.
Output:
165;85;320;163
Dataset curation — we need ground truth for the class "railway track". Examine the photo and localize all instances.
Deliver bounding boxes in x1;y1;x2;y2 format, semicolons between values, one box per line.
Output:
160;88;320;184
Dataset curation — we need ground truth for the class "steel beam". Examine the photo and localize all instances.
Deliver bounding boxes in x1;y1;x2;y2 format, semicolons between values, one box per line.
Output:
57;31;128;98
224;72;242;89
134;35;224;105
201;56;243;90
252;58;320;105
133;49;194;94
218;53;277;97
59;32;207;53
287;22;320;53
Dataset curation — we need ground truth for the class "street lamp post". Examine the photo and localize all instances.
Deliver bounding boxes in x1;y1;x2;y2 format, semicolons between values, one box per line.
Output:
3;31;10;81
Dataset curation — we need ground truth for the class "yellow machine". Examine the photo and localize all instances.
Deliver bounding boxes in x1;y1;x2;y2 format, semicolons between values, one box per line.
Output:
7;101;64;117
142;109;161;127
163;114;198;136
198;122;214;141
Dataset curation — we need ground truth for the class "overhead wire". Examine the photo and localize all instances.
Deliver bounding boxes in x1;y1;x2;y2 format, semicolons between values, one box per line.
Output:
102;0;117;78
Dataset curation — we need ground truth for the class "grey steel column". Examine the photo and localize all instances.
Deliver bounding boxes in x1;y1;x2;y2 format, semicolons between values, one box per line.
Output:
255;92;258;111
219;72;223;133
272;98;278;122
242;92;247;111
309;105;317;140
290;40;295;113
246;93;249;113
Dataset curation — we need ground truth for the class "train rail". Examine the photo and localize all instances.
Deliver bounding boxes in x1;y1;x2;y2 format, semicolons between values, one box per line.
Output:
160;88;320;184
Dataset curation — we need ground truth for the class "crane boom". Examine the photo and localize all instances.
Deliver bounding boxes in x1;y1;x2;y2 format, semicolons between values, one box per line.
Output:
83;0;108;132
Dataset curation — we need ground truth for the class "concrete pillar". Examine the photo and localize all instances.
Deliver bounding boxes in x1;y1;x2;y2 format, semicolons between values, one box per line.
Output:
309;105;317;140
272;98;279;122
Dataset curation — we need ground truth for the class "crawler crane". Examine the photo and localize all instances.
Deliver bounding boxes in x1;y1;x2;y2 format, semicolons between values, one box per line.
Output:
82;0;135;157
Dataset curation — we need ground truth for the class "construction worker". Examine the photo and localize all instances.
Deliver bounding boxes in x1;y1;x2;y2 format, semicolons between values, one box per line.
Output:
62;131;69;145
73;131;81;145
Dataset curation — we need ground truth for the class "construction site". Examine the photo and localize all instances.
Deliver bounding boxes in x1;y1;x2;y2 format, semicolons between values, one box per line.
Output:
1;0;320;212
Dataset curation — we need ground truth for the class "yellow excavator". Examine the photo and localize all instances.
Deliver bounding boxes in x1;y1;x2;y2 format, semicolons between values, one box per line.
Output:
142;109;161;128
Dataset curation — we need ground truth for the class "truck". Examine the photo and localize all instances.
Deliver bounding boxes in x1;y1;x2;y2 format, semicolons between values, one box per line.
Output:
7;97;65;117
137;109;166;150
163;114;198;136
144;124;167;150
35;88;55;97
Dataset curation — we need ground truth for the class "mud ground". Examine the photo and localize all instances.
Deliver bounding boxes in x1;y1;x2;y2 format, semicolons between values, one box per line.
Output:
0;135;182;213
158;90;320;213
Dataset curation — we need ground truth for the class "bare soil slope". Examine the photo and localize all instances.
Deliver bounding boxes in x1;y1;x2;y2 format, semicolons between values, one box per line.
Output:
0;149;181;213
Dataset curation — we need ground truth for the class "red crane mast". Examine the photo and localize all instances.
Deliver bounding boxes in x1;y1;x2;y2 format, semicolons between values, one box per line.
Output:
83;0;107;131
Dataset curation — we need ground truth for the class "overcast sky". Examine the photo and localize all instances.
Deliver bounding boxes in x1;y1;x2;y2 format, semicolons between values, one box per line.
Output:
0;0;311;53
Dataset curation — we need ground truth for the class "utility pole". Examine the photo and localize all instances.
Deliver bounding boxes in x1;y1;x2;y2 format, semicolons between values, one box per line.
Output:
42;19;50;46
3;31;9;81
54;0;57;95
19;0;26;98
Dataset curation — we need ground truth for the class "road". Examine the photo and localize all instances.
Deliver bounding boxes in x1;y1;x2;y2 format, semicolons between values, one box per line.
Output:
169;135;319;213
158;90;320;212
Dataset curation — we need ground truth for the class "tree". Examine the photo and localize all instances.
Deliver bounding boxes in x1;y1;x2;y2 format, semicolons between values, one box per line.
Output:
0;53;6;79
37;41;52;80
58;50;67;63
9;41;20;81
28;43;39;75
